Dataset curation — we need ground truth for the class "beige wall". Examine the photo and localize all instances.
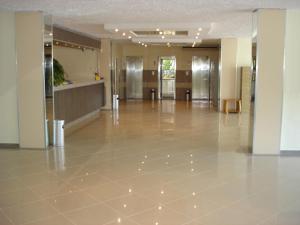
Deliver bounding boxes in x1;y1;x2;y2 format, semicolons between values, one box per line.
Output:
281;10;300;151
100;39;112;109
0;11;19;144
118;43;219;70
53;46;100;82
219;38;252;110
16;12;46;149
253;9;286;155
219;38;238;109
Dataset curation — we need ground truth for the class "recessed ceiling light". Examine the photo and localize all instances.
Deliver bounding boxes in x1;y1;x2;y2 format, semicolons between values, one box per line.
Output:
156;28;160;31
122;32;126;36
198;28;202;31
128;36;132;39
115;28;119;32
159;31;163;35
138;41;141;44
162;36;165;39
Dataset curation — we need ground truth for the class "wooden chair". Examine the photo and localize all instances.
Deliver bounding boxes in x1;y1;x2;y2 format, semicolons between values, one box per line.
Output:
223;99;242;114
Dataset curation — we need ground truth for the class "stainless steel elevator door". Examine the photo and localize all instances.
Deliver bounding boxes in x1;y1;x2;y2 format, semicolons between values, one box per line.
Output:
192;56;211;100
126;57;143;99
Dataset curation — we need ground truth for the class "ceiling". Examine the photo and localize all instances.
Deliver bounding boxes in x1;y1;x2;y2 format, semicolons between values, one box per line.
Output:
1;0;300;46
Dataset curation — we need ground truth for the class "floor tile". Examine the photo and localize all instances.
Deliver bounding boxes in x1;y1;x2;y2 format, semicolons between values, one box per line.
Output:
47;190;98;212
65;203;119;225
105;194;156;216
3;200;58;225
129;206;189;225
0;188;41;208
25;215;74;225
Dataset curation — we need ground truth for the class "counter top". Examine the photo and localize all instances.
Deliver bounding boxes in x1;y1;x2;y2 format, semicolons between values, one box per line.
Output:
54;80;104;92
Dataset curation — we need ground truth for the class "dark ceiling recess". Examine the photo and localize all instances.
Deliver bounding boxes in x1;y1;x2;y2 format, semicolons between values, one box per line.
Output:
53;26;101;49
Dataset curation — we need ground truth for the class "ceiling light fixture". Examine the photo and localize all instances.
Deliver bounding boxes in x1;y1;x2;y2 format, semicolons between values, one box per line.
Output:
128;36;132;39
138;41;141;44
172;31;175;35
122;32;126;36
142;43;144;46
145;44;148;47
115;28;119;32
195;36;199;39
156;28;160;31
159;31;163;35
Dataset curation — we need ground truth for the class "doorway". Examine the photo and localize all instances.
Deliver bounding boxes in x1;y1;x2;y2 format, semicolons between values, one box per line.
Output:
126;56;143;99
159;57;176;99
192;56;211;101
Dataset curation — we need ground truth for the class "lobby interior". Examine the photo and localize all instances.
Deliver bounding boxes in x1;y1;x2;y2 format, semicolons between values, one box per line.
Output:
1;1;300;225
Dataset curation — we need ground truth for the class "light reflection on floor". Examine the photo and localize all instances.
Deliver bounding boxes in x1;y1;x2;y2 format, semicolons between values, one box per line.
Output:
0;100;299;225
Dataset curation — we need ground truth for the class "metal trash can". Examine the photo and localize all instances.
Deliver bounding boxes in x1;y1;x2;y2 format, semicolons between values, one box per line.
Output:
53;120;64;147
113;94;119;110
151;89;155;101
185;90;190;101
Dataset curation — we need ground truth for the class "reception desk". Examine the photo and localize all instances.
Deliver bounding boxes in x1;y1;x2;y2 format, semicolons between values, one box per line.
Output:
54;80;104;131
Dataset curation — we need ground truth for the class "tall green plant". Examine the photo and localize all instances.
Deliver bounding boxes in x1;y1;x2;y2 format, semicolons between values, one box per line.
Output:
53;58;65;86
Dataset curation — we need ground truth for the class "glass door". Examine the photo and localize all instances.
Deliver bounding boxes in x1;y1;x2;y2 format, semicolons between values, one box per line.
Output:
160;57;176;99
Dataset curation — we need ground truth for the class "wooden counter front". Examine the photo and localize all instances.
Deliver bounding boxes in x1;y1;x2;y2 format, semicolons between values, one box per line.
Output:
54;81;104;124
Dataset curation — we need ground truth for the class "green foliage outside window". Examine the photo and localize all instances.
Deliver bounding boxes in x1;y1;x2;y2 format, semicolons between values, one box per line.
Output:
162;59;175;79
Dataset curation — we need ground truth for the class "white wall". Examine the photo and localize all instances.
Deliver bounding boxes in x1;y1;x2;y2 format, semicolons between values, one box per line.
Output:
16;12;46;149
0;11;19;144
280;10;300;151
53;46;99;82
253;9;286;155
100;39;112;109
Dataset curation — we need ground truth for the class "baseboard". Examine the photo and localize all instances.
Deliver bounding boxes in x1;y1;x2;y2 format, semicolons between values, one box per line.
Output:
64;110;100;136
0;143;19;149
280;151;300;156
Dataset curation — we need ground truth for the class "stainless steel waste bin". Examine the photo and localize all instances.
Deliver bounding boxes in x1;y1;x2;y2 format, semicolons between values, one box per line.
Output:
186;90;190;101
53;120;64;147
113;94;119;110
151;89;155;101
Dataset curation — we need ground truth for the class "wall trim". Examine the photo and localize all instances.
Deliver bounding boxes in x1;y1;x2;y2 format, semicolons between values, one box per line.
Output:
0;144;19;149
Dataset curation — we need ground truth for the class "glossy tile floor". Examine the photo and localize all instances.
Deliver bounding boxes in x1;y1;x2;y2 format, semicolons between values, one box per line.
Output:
1;100;300;225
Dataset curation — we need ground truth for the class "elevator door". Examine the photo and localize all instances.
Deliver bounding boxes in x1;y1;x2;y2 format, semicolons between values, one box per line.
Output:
126;56;143;99
192;56;211;100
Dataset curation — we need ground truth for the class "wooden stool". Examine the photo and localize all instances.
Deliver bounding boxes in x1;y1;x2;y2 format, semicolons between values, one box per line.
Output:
223;99;242;114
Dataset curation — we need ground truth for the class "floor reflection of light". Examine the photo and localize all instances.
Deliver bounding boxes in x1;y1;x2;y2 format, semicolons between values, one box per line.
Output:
192;192;196;196
158;205;162;210
128;188;132;193
117;218;122;223
160;190;164;194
